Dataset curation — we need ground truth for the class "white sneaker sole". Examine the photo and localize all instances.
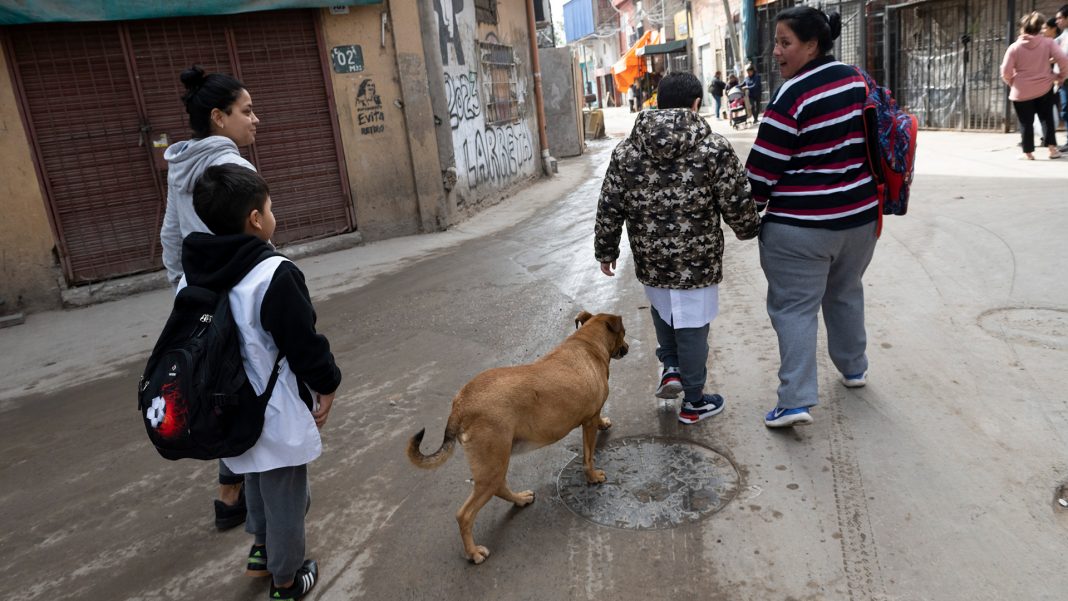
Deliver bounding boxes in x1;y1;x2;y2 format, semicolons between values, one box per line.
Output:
842;373;867;388
765;412;814;428
655;380;684;399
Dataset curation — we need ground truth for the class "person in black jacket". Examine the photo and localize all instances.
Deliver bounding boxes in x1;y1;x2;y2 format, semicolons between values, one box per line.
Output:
184;164;341;601
708;71;727;120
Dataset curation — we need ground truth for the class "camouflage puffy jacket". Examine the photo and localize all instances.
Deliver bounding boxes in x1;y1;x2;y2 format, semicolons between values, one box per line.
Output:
594;109;760;289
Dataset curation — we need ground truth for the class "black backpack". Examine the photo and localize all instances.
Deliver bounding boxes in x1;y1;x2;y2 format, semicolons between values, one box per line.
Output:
138;262;282;461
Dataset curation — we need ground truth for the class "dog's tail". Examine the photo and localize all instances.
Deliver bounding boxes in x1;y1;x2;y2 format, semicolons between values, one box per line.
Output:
407;420;458;469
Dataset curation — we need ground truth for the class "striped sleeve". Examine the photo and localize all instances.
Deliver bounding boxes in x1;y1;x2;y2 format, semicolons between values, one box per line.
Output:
745;59;879;230
746;106;799;209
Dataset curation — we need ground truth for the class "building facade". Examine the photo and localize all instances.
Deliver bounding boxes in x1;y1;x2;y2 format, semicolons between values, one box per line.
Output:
0;0;555;312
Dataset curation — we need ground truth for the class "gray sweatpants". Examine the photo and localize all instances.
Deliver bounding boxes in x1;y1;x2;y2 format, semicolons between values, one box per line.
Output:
759;221;877;410
244;464;309;586
650;306;710;403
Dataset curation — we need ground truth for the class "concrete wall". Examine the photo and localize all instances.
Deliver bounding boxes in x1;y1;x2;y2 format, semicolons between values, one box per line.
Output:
431;0;542;212
320;5;424;241
0;44;60;312
539;46;584;158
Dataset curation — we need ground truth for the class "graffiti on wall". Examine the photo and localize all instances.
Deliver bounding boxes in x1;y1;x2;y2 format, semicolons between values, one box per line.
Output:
461;123;534;189
356;78;385;135
433;0;466;66
444;71;481;129
435;0;537;193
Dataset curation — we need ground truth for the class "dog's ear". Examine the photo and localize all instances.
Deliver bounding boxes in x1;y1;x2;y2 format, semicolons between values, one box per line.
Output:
575;311;594;329
606;314;623;333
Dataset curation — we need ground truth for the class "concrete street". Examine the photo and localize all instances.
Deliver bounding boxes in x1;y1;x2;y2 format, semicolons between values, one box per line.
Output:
2;108;1066;601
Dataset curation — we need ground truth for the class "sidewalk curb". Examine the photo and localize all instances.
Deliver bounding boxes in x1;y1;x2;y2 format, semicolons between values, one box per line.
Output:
59;232;366;308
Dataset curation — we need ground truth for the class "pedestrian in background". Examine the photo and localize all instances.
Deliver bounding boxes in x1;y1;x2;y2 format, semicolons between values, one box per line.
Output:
1000;12;1068;160
745;6;880;428
160;65;260;529
743;65;763;123
595;72;760;424
1055;5;1068;148
708;71;727;120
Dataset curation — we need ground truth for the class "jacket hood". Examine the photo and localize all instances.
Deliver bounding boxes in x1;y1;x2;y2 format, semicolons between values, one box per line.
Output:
164;136;244;194
629;109;711;161
1018;33;1039;48
182;233;277;291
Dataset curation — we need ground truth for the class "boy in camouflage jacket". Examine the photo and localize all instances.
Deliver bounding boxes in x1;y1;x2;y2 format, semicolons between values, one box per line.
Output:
595;72;760;424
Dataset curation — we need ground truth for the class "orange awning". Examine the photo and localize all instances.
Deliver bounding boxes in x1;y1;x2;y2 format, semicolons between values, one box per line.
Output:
612;30;659;91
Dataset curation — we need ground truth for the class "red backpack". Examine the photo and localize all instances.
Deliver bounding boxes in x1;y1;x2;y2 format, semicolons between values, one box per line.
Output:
855;67;918;234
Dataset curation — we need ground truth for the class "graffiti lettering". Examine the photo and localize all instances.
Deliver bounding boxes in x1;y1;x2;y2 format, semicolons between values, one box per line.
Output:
433;0;466;66
444;72;481;129
461;124;534;189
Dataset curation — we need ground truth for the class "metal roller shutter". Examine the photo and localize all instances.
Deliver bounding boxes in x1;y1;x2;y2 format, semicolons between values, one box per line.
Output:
6;23;165;283
6;10;353;284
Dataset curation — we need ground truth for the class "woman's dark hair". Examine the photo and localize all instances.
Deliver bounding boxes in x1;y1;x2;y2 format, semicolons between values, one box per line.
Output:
180;65;246;139
1046;16;1060;35
657;72;703;109
776;6;841;55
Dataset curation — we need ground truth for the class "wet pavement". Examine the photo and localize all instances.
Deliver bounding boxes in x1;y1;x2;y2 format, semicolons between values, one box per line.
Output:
2;109;1068;600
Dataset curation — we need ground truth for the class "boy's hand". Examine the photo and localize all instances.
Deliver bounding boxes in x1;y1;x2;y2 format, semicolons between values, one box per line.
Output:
312;392;335;428
600;260;616;276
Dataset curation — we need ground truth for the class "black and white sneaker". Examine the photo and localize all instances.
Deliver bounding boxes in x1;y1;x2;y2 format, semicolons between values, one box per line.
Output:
655;367;683;399
678;394;725;424
246;544;268;577
269;559;318;600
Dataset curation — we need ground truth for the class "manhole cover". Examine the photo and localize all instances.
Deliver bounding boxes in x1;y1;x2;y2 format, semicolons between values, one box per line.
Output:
978;307;1068;350
557;436;740;530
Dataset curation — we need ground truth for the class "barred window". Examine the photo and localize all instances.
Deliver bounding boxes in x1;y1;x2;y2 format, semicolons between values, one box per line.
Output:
475;0;497;24
480;42;520;124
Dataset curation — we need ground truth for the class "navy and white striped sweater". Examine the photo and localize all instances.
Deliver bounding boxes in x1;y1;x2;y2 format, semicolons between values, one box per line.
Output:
745;56;878;230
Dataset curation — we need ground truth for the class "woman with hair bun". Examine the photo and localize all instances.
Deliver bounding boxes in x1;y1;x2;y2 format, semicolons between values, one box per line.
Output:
160;65;259;287
1000;12;1068;160
158;65;259;532
745;6;880;428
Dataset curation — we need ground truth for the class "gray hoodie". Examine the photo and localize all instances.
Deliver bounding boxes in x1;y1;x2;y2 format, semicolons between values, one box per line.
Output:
160;136;255;287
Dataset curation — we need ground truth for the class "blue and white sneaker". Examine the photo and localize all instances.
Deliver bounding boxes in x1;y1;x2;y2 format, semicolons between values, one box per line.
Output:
842;371;867;388
678;394;725;424
764;407;813;428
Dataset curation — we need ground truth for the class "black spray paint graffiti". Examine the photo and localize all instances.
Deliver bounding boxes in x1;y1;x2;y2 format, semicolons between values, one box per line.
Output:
433;0;466;66
356;78;385;135
462;124;534;189
444;71;481;129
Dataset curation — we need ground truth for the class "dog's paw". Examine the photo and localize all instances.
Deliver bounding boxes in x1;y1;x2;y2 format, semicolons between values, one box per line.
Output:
598;417;612;430
514;490;536;507
467;545;491;564
585;469;607;484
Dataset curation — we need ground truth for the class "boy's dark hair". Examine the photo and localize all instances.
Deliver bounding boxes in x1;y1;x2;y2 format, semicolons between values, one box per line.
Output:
1059;5;1068;19
180;65;246;139
657;72;703;109
193;164;269;236
776;7;841;54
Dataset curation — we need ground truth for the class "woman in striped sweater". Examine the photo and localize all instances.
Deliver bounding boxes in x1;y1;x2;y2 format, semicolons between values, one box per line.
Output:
745;6;879;429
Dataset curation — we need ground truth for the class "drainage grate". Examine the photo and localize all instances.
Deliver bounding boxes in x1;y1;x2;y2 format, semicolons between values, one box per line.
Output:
557;436;740;530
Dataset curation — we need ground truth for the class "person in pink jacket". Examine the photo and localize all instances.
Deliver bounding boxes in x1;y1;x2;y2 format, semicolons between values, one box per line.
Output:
1001;12;1068;160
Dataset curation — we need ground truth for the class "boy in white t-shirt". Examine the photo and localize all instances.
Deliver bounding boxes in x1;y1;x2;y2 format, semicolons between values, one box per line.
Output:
185;164;342;600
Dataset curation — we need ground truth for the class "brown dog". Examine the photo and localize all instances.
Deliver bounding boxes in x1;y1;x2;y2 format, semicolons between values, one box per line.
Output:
407;311;628;563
